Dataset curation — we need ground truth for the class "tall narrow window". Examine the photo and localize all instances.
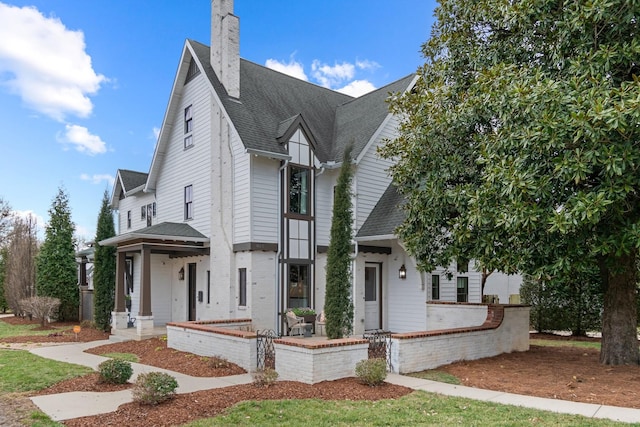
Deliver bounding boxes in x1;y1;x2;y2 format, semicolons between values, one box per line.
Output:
146;204;152;226
207;270;211;304
184;105;193;148
238;268;247;306
127;210;131;229
457;277;468;302
289;166;309;215
431;275;440;300
184;185;193;220
288;264;309;308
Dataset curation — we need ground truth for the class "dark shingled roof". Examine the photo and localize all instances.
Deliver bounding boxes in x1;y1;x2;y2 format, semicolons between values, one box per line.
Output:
189;40;415;163
134;222;208;239
357;183;406;238
119;169;148;192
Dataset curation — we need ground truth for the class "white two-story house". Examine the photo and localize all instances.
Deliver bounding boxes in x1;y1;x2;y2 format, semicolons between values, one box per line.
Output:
103;0;520;339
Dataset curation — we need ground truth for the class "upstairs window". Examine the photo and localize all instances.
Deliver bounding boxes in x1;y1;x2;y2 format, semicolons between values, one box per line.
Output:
184;105;193;149
184;185;193;220
431;274;440;300
289;166;309;216
238;268;247;307
127;210;131;229
457;277;468;302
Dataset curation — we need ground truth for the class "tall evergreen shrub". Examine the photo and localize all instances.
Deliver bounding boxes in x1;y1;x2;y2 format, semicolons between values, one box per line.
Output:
94;190;116;331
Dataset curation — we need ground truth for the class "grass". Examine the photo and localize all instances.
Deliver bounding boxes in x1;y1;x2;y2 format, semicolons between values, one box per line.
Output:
102;352;139;362
407;369;460;384
0;349;92;392
0;319;68;339
183;392;633;427
531;339;601;350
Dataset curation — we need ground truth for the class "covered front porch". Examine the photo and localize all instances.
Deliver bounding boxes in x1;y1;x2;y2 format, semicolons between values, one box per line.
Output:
100;222;210;340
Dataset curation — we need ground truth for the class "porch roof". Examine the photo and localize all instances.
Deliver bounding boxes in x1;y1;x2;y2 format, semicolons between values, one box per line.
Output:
356;183;405;241
99;222;209;247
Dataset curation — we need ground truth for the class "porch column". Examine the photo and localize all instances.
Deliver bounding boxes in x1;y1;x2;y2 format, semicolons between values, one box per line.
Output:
78;256;88;287
115;251;126;312
139;244;152;316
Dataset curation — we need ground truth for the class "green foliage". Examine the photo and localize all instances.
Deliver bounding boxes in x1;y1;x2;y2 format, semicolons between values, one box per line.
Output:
291;307;315;317
380;0;640;365
132;372;178;405
0;349;91;392
36;187;78;321
252;368;279;387
103;352;139;363
354;358;387;386
98;358;133;384
521;273;603;336
407;369;461;385
93;190;116;331
324;144;355;339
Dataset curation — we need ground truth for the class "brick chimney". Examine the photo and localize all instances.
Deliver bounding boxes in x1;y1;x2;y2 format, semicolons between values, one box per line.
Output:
211;0;239;98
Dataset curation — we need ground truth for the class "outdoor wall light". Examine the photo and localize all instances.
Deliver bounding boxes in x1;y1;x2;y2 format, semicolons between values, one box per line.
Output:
178;267;185;281
399;264;407;280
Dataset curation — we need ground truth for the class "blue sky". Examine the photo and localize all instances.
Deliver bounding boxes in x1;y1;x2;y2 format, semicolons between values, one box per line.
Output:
0;0;436;242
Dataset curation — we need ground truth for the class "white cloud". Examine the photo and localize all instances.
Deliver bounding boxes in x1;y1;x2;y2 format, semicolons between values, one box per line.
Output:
355;59;381;71
336;80;376;97
11;209;45;232
0;3;106;121
80;173;115;186
58;124;106;155
74;224;94;242
311;60;355;88
265;58;308;81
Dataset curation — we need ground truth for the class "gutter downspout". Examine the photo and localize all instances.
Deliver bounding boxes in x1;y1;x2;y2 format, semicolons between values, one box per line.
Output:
275;159;289;334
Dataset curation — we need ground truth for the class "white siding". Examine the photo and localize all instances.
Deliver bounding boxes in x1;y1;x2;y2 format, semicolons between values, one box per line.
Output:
150;255;172;325
250;156;279;243
116;193;156;234
354;118;398;231
233;134;250;242
154;73;212;236
315;169;338;247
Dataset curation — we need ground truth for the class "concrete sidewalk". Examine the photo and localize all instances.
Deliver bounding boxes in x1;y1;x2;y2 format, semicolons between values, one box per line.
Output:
25;340;640;423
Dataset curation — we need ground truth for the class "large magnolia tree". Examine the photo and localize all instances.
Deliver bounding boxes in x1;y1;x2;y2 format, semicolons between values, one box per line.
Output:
380;1;639;365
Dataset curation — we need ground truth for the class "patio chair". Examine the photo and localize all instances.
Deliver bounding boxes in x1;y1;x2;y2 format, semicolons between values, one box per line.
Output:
286;310;309;336
316;310;326;336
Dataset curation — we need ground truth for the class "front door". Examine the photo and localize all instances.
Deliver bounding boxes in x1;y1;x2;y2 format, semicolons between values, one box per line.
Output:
364;263;381;330
188;263;197;321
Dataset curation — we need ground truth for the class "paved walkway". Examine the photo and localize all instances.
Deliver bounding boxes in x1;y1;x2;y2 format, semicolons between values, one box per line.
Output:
20;340;640;423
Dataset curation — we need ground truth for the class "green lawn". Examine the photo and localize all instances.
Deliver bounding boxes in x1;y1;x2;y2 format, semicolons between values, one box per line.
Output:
530;338;601;350
183;392;635;427
0;319;68;340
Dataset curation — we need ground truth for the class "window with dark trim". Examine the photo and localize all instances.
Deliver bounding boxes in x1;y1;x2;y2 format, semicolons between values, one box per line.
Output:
127;210;131;229
207;270;211;304
152;202;156;217
184;105;193;148
457;277;468;302
288;264;309;308
432;274;440;300
184;185;193;220
125;257;134;294
238;268;247;306
146;204;152;226
289;166;310;215
141;206;146;220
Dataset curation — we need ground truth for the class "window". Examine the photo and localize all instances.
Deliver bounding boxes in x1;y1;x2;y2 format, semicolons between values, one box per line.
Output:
288;264;309;308
141;206;146;220
184;105;193;148
146;204;152;226
184;185;193;220
125;257;134;294
289;166;309;215
152;202;156;217
457;277;468;302
207;270;211;304
238;268;247;306
127;210;131;229
432;275;440;300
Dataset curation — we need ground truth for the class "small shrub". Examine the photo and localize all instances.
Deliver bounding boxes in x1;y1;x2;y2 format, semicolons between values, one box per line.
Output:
252;368;278;387
98;359;133;384
208;356;231;369
355;358;387;386
133;372;178;405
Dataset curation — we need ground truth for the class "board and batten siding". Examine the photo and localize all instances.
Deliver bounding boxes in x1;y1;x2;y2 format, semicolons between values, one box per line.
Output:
232;133;250;243
315;169;339;247
154;74;212;236
354;118;398;232
150;255;172;325
250;156;279;243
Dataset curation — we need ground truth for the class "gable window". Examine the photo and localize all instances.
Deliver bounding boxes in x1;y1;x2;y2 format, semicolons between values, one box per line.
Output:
432;274;440;300
457;277;468;302
238;268;247;307
146;204;153;226
127;210;131;229
184;105;193;149
141;206;146;220
184;185;193;220
289;166;309;215
152;202;156;217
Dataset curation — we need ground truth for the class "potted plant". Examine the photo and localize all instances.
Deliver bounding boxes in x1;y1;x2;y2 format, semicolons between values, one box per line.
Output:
292;307;317;324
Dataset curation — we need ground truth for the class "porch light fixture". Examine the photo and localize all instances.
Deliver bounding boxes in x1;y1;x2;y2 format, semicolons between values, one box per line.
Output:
178;267;185;281
398;264;407;280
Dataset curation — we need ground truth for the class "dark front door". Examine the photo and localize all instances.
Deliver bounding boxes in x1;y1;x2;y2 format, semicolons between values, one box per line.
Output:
188;263;197;321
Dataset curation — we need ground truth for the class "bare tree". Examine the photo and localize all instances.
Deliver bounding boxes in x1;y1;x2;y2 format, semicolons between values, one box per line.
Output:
19;296;60;327
4;215;38;314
